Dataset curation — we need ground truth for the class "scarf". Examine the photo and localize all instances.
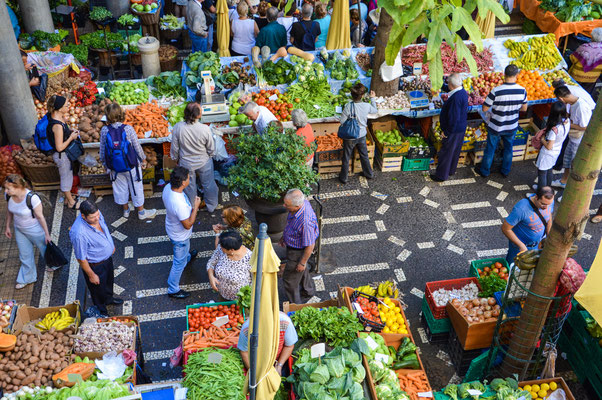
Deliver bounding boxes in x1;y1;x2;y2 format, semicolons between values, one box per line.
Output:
572;42;602;73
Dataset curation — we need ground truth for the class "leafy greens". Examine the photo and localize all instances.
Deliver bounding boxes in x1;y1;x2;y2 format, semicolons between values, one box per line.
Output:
290;307;363;348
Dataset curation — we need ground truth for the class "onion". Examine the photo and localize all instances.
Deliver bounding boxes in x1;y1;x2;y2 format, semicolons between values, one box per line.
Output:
492;309;500;317
488;298;497;306
472;299;480;307
480;298;489;305
69;117;76;124
484;311;492;318
485;305;492;311
476;309;483;315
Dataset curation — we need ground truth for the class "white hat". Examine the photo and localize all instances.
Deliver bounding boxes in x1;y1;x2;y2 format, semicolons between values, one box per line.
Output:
368;8;380;25
248;0;259;6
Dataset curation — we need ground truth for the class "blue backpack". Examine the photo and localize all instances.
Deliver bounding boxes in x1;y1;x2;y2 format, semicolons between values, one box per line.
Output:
34;115;54;155
104;124;139;173
300;21;318;51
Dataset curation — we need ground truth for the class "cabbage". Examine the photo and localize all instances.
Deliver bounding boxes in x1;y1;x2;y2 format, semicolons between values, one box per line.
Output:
352;365;366;383
375;383;393;400
381;369;399;387
368;359;388;382
325;357;345;378
310;364;330;384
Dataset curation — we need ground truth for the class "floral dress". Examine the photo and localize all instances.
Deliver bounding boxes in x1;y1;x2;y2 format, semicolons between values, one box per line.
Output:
206;245;253;300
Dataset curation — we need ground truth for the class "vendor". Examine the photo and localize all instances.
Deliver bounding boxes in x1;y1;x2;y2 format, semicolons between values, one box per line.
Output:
241;101;277;134
187;0;209;52
237;311;298;375
291;109;315;167
22;51;47;102
568;28;602;96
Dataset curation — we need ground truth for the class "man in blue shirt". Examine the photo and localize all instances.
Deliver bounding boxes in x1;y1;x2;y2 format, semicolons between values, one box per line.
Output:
70;201;121;317
502;186;554;264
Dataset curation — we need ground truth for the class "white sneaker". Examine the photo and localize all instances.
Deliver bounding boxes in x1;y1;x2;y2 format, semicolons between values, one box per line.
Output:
551;179;566;189
558;196;562;203
532;184;538;190
139;209;157;220
123;209;131;218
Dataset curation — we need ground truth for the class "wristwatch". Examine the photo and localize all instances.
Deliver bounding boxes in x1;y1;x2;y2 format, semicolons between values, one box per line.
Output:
276;361;283;367
299;262;306;267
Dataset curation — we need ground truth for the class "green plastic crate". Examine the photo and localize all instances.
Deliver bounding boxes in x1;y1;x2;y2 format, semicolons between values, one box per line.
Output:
421;296;450;333
118;26;143;38
401;157;430;172
469;257;509;278
462;348;498;383
186;301;245;331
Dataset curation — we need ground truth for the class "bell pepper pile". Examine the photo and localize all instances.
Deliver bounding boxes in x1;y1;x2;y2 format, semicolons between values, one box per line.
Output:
74;81;99;107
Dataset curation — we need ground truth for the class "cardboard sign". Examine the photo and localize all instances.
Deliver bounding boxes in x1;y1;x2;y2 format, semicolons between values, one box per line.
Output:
310;343;325;358
417;391;433;398
364;335;378;350
374;353;389;363
213;315;229;327
352;302;364;314
207;352;223;364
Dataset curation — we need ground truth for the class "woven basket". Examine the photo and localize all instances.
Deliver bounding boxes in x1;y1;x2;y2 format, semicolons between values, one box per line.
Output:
15;160;60;184
131;4;162;25
160;28;183;41
130;53;142;66
91;48;118;67
160;57;179;72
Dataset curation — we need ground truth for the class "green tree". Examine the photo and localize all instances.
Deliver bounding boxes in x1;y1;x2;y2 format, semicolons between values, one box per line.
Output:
375;0;510;91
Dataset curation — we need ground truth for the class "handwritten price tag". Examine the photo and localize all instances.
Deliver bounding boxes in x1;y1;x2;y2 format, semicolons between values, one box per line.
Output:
213;315;229;327
374;353;389;363
207;352;223;364
268;94;278;101
97;87;105;95
364;335;378;350
467;389;482;396
310;343;325;358
335;106;342;113
353;302;364;314
417;391;433;398
313;104;321;109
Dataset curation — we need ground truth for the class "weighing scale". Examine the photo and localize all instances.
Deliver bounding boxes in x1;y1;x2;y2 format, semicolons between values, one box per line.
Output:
197;70;230;123
408;64;429;109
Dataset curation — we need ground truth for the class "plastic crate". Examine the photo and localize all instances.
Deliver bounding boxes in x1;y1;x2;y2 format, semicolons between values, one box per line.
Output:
474;140;487;152
402;157;430;172
405;145;434;160
425;277;480;319
350;290;385;332
462;348;497;383
506;264;535;300
493;291;522;318
315;148;344;163
186;301;245;331
0;300;18;333
448;329;488;375
469;258;509;278
421;296;450;334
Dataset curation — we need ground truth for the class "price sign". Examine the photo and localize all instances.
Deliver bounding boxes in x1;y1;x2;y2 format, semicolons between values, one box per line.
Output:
207;352;223;364
375;97;385;104
100;115;107;122
310;343;325;358
144;131;152;138
475;129;482;138
67;374;83;383
364;335;378;350
335;106;342;113
97;87;105;95
413;63;423;76
374;353;389;363
352;302;364;314
268;94;278;101
417;391;433;398
467;389;482;396
134;88;143;93
313;104;321;109
213;315;229;327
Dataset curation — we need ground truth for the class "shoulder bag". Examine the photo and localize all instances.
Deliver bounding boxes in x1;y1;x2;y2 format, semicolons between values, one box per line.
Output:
337;103;360;140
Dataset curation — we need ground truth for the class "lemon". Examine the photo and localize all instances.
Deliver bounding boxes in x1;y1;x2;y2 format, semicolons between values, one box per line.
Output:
396;315;404;323
541;383;549;392
381;316;387;323
400;329;408;334
524;385;532;392
549;382;557;391
532;384;540;392
538;390;547;398
392;323;399;331
383;327;391;333
394;306;401;313
530;391;538;399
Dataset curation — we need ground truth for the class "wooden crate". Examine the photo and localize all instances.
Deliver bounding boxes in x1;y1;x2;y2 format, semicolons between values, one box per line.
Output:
524;136;539;160
446;302;497;350
518;378;575;400
369;117;409;156
94;182;153;197
375;154;403;172
31;181;61;191
283;287;344;313
470;151;484;164
458;151;469;166
312;122;340;137
317;160;342;174
513;144;526;162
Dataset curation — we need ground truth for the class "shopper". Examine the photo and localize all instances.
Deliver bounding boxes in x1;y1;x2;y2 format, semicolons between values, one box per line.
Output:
162;166;202;299
551;86;593;190
568;28;602;96
207;231;253;300
339;82;376;184
276;1;297;45
238;311;298;375
279;189;317;304
228;0;240;21
212;205;255;249
256;6;287;53
203;0;217;51
174;0;187;17
350;0;367;21
231;1;259;56
21;51;47;102
170;103;219;212
350;9;367;48
255;1;269;29
3;175;51;289
241;101;278;135
291;109;315;167
70;200;122;317
475;65;528;178
531;101;569;192
47;95;80;210
187;0;209;52
431;73;469;182
551;79;595;110
313;2;330;49
290;4;320;51
502;186;554;265
99;103;157;221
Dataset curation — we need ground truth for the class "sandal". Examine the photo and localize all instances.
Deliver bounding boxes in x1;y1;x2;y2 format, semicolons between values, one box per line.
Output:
590;215;602;224
67;201;79;210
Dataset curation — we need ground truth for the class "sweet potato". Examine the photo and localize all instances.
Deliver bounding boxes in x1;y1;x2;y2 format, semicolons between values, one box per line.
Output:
21;375;35;386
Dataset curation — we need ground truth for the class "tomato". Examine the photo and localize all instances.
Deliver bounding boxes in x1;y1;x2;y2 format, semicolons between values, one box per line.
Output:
260;90;266;95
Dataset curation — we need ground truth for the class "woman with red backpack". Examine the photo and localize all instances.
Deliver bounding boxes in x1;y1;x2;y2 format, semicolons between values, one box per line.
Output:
531;101;570;193
99;103;157;221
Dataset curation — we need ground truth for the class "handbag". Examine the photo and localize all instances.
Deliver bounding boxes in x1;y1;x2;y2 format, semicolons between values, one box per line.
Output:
338;103;361;140
63;138;84;162
44;241;68;268
203;8;215;26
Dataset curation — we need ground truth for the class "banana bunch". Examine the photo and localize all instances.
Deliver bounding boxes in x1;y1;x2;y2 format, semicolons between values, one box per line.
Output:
528;34;556;49
35;308;74;331
355;285;376;296
514;243;577;271
507;34;561;71
377;281;399;299
504;39;529;58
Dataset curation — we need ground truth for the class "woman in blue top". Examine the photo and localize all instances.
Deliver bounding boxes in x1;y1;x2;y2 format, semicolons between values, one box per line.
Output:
313;2;330;49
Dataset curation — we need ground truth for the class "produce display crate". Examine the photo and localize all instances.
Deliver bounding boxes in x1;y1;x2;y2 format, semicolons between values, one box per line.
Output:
375;149;403;172
349;290;385;332
469;150;484;165
518;378;576;400
473;140;487;152
370;117;410;156
560;304;602;373
316;148;344;163
446;302;506;350
317;160;343;174
405;145;434;160
284;288;345;314
163;156;177;181
14;160;60;184
493;291;523;318
76;321;138;360
457;151;469;167
469;258;509;278
506;264;535;300
92;182;153;198
421;296;450;335
447;329;487;375
524;136;539;160
142;166;155;182
312;122;341;137
79;173;111;187
512;144;526;162
11;301;81;333
425;277;480;320
401;157;430;172
185;301;245;332
0;300;18;333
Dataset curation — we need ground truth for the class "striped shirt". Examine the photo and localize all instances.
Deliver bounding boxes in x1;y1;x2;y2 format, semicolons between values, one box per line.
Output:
483;83;527;135
283;199;319;249
569;53;602;83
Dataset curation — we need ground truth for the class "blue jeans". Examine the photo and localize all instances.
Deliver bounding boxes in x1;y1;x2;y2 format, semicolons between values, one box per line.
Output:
15;224;46;285
183;161;219;212
207;24;214;51
167;238;191;294
188;28;208;53
506;241;539;265
479;128;517;176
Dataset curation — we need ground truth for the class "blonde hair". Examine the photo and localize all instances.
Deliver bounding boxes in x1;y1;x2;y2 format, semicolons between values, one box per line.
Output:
237;1;248;16
222;205;245;227
105;103;125;124
4;174;28;189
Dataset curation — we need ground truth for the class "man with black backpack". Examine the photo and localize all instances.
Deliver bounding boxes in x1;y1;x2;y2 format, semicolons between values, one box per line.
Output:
99;104;157;220
290;4;320;51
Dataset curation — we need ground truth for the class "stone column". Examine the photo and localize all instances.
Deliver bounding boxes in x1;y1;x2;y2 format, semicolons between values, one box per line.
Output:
18;0;54;33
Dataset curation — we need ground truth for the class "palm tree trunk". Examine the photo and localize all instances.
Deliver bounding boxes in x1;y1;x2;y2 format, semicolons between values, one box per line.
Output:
500;100;602;377
369;9;399;97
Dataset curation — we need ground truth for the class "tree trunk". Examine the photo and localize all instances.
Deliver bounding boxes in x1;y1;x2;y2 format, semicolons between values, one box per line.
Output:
500;101;602;377
369;9;399;97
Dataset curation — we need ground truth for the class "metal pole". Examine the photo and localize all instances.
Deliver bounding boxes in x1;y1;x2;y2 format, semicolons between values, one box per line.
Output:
249;223;268;400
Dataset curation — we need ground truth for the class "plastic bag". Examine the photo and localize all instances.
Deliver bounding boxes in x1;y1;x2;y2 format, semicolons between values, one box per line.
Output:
95;351;127;381
44;241;68;268
212;129;229;162
79;153;99;168
379;53;403;82
560;258;586;293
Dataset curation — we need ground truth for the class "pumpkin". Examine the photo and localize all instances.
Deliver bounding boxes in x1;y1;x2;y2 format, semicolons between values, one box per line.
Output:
0;333;17;352
52;362;96;387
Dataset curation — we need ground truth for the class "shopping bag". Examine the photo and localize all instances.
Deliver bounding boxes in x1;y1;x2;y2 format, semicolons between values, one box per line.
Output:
44;241;68;268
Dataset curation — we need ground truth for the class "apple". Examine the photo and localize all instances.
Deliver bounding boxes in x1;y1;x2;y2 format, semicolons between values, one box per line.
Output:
134;4;144;11
150;2;158;8
144;4;151;11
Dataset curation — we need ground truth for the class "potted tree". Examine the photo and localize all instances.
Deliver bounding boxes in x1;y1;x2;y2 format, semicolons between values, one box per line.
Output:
227;125;318;241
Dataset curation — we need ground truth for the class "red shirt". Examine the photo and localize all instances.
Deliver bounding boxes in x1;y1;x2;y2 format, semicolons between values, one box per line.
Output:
296;124;315;162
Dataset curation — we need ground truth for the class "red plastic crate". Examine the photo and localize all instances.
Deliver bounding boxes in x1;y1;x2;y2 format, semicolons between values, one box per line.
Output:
425;277;480;319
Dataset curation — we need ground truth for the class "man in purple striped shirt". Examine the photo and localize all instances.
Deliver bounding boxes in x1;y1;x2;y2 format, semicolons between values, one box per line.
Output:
279;189;318;303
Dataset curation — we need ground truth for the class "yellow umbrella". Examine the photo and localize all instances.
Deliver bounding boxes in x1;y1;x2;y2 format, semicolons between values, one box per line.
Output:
476;11;496;39
216;0;231;57
575;239;602;325
244;225;281;400
326;0;351;50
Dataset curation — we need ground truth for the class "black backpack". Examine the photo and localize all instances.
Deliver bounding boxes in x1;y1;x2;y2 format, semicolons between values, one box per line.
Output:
5;191;41;218
300;21;318;51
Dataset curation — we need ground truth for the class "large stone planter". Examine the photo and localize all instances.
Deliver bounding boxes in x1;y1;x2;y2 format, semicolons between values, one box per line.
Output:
245;198;288;242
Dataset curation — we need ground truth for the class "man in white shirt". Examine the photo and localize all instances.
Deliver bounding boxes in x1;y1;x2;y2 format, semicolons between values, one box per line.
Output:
552;85;593;189
162;166;202;299
551;79;595;110
241;101;278;135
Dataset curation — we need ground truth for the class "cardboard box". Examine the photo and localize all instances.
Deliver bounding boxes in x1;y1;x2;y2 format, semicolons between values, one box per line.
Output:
11;301;81;333
446;302;496;350
312;122;340;137
370;117;410;156
162;156;177;181
283;287;345;313
75;321;137;360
